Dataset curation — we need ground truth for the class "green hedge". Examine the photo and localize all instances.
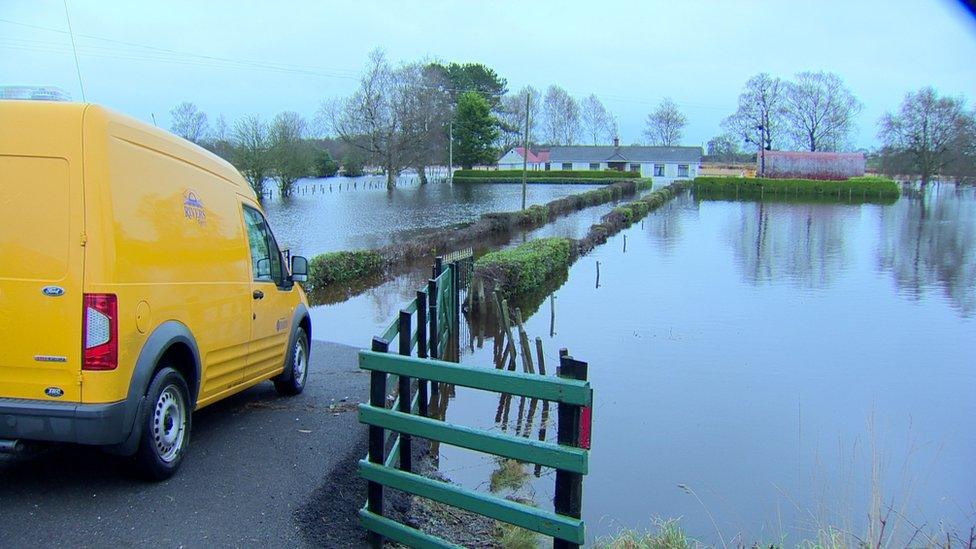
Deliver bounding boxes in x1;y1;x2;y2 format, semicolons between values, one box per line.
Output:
454;169;634;181
473;238;572;297
693;176;899;197
308;250;383;288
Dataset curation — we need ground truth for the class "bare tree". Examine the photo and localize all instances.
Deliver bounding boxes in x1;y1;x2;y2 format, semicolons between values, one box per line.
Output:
541;85;580;145
782;71;862;151
232;115;271;196
170;101;209;143
643;97;687;146
707;133;741;164
212;114;229;142
722;73;784;152
499;85;541;148
397;62;452;184
269;111;310;197
324;49;411;188
580;94;615;145
879;87;974;185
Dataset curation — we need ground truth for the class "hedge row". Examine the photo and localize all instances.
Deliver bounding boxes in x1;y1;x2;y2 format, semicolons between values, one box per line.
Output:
472;238;572;297
308;250;383;289
471;181;687;303
306;179;652;292
454;169;634;180
693;175;899;197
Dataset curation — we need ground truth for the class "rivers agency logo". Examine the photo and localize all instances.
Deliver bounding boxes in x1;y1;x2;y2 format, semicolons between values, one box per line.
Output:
182;189;206;225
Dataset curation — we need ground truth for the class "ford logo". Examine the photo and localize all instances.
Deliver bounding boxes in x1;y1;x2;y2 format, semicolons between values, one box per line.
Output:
41;286;65;297
44;387;64;398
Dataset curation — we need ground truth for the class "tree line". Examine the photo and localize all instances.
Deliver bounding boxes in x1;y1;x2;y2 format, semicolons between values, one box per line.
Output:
171;57;975;194
706;72;976;184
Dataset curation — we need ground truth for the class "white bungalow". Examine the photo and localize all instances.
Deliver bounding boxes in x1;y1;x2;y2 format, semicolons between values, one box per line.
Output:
498;139;702;181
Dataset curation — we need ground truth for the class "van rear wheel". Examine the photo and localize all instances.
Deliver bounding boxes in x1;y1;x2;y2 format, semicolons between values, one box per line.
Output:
133;366;191;481
274;327;309;396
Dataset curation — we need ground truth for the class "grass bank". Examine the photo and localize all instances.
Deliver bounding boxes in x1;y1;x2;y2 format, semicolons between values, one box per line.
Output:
472;238;572;297
454;169;636;184
693;175;900;198
471;181;687;304
307;178;651;292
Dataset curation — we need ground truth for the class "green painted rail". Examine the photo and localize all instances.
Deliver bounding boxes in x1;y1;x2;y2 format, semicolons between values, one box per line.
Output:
358;255;591;548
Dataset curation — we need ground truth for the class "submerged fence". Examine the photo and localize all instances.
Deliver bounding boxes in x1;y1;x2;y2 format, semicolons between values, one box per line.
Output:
358;255;593;548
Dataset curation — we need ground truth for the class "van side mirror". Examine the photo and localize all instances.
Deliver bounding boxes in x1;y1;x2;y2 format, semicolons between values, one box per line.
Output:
290;255;308;282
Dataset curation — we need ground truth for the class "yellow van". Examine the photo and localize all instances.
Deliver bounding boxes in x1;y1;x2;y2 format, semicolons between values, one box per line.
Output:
0;101;312;479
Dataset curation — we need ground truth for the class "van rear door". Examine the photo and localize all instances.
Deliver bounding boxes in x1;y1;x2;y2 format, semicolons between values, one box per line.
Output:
0;155;84;402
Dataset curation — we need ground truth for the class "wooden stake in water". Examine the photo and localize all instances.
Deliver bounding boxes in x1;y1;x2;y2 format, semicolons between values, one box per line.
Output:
514;308;535;374
596;261;601;289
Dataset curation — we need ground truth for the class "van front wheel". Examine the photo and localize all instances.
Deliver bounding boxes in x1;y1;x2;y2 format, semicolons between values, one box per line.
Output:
274;327;309;396
133;366;191;480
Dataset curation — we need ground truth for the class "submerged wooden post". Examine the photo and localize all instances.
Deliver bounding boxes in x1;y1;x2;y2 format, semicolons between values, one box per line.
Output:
397;311;412;472
554;351;587;549
415;290;428;417
367;336;389;548
535;336;547;376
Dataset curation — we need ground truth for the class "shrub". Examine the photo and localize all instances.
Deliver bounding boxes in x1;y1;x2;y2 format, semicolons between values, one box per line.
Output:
312;149;339;178
308;250;383;288
341;154;365;177
473;238;571;297
693;175;899;197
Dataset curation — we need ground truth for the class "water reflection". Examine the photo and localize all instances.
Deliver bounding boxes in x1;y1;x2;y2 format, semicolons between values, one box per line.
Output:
877;185;976;316
725;200;854;288
262;176;604;257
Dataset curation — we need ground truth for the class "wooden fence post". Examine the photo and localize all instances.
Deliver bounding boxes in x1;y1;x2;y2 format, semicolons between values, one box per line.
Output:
553;350;587;549
397;310;412;473
415;290;429;417
368;336;389;549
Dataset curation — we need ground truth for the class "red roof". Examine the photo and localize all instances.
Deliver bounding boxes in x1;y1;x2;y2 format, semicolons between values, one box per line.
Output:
515;147;549;163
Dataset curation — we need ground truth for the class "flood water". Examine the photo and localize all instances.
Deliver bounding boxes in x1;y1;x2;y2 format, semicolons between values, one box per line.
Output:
262;176;604;256
306;183;974;545
436;185;975;545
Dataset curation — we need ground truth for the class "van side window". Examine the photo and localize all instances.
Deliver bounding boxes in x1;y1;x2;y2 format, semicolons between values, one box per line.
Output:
242;206;283;284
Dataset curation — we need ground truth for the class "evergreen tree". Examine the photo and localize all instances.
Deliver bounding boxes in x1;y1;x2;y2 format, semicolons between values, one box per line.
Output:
454;91;498;169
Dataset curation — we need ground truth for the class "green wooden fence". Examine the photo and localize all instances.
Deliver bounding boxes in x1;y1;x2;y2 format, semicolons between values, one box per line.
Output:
358;256;593;548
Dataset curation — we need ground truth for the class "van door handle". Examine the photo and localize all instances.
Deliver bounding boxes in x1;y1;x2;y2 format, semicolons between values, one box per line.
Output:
253;290;264;300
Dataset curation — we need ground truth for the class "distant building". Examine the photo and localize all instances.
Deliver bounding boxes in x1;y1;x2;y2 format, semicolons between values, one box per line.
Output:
760;151;865;180
497;147;550;170
0;86;71;102
498;138;702;181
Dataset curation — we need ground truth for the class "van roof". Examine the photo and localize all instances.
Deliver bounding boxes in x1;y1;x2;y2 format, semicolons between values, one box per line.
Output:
0;100;256;200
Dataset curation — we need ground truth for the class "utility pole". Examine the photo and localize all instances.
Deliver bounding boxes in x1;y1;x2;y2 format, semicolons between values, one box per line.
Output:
521;93;530;210
448;119;454;184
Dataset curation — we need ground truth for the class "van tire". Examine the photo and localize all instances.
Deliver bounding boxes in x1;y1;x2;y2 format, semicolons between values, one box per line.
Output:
274;327;309;396
132;366;192;481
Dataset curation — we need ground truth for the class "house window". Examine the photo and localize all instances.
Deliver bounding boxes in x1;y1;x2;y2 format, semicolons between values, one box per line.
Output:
629;164;640;173
562;162;573;170
653;164;665;177
545;163;551;171
677;164;689;177
589;163;600;170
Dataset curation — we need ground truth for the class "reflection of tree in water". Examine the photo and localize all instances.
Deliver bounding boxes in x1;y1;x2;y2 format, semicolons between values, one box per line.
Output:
727;201;854;288
644;190;698;253
877;185;975;316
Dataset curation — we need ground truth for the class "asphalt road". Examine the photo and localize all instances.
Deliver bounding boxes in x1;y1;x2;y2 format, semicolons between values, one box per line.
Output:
0;341;371;548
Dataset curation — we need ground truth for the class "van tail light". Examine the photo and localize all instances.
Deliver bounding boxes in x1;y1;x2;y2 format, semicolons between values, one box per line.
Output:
83;293;118;371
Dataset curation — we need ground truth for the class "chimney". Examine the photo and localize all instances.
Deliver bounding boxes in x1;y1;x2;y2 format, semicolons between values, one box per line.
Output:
613;136;619;147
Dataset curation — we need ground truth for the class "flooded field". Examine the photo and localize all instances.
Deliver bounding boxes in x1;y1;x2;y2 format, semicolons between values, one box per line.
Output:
297;179;973;544
437;185;975;544
262;176;605;256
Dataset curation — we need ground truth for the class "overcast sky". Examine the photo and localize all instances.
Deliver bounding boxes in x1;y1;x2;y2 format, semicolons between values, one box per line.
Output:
3;0;975;149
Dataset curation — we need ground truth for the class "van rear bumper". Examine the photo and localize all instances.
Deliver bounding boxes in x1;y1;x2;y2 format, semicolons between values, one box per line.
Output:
0;397;131;446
